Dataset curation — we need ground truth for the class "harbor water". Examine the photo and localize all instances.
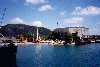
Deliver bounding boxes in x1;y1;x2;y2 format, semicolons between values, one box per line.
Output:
16;43;100;67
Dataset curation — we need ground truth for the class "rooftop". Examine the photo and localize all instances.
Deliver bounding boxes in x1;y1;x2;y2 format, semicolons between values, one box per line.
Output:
65;27;89;29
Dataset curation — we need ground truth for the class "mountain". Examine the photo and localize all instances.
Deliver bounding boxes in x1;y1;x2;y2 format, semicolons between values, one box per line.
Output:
0;24;51;37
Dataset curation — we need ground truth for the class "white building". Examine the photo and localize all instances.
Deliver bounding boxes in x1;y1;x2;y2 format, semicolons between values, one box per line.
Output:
65;27;89;38
55;27;89;38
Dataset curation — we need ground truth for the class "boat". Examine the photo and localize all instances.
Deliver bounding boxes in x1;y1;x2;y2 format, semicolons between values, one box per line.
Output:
95;40;100;43
91;41;95;43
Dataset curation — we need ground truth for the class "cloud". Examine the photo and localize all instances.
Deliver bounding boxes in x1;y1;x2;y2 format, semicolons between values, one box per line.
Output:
32;21;43;27
60;11;66;16
72;6;100;15
64;17;83;23
25;0;47;5
10;17;25;24
38;4;53;11
10;17;43;27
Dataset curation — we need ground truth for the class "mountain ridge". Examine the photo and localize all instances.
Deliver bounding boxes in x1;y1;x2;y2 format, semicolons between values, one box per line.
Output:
0;24;51;37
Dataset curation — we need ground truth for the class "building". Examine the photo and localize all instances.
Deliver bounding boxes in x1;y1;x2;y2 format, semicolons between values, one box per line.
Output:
54;27;89;38
66;27;89;38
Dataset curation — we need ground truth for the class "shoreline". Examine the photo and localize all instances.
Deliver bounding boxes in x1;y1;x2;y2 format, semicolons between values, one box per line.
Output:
15;42;49;45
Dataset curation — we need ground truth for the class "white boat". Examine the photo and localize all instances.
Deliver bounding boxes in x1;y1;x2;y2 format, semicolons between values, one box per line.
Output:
91;41;95;43
67;42;75;45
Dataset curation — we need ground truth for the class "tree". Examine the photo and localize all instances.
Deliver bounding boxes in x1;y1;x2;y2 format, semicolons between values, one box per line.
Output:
47;31;63;41
72;32;80;44
63;32;72;44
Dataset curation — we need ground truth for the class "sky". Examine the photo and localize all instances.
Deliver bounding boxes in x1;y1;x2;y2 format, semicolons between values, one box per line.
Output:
0;0;100;35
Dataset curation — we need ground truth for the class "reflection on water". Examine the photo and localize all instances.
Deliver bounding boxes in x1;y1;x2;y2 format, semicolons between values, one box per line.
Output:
17;44;100;67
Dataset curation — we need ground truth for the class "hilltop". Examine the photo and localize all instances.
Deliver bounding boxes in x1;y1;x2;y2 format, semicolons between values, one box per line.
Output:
0;24;51;37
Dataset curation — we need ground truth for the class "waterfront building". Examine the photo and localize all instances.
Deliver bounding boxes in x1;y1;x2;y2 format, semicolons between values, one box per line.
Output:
66;27;89;38
55;27;89;38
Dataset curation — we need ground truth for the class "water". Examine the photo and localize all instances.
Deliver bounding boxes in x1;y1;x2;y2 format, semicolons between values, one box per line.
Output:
16;43;100;67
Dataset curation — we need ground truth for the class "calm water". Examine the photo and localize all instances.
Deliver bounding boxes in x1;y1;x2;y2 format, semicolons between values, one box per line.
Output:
16;43;100;67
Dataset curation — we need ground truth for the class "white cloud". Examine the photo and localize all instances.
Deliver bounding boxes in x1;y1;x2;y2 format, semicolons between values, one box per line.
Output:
64;17;83;23
10;17;25;24
60;11;66;16
25;0;47;5
72;6;100;15
38;4;53;11
32;21;43;27
10;18;43;27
